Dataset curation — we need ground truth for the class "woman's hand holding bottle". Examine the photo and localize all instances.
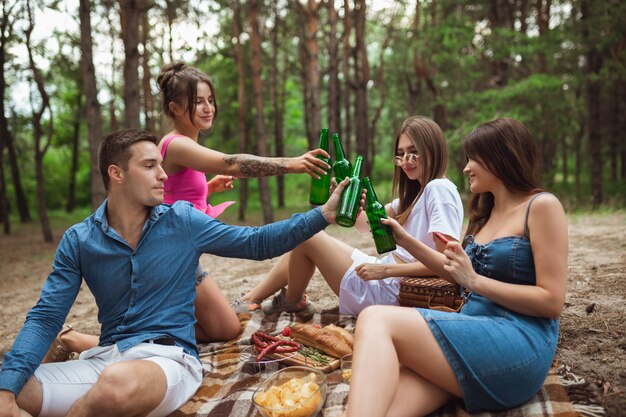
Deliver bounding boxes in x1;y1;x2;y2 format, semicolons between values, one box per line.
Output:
290;148;331;178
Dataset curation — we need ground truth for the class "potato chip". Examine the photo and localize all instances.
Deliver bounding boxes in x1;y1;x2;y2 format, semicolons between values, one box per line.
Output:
255;373;322;417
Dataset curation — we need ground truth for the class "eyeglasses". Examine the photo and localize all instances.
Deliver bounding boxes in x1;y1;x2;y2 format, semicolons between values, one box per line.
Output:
392;153;419;166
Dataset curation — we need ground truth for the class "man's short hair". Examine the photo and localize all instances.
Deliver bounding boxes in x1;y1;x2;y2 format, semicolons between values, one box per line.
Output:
98;129;158;190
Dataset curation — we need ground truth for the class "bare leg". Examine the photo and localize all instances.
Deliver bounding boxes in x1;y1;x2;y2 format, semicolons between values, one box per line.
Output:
284;232;354;303
242;231;354;305
346;305;461;417
194;276;241;343
66;360;167;417
15;377;43;416
243;253;291;302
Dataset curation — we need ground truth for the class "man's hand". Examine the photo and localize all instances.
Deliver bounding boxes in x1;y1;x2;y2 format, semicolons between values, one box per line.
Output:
289;149;330;178
0;390;30;417
320;178;365;223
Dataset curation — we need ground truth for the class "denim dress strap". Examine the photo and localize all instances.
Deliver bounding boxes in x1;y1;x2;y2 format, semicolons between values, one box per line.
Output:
523;192;550;239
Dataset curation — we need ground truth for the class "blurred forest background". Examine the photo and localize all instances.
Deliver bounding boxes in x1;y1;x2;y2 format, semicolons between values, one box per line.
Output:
0;0;624;243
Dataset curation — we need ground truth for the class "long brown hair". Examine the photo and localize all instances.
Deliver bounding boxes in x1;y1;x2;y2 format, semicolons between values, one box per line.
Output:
463;118;542;237
156;62;218;128
392;116;448;225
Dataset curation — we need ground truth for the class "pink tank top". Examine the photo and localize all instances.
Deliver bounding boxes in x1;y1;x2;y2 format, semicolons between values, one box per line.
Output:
160;135;235;218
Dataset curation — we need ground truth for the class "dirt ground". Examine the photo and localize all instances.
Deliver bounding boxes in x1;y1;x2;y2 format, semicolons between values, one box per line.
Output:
0;212;624;416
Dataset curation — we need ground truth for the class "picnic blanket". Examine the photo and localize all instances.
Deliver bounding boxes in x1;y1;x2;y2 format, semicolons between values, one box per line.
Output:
170;309;584;417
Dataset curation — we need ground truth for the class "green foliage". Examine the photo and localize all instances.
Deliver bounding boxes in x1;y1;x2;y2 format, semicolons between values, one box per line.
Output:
2;0;625;229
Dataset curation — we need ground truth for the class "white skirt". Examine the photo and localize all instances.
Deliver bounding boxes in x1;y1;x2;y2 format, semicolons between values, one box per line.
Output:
338;249;401;316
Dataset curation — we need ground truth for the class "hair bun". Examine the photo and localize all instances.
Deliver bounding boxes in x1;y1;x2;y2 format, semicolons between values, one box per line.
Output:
157;61;188;91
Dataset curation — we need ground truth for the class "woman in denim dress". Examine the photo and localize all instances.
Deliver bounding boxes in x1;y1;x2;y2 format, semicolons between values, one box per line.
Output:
342;118;568;416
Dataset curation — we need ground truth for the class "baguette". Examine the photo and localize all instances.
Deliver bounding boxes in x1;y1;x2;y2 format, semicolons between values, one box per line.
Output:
290;323;352;358
325;324;354;349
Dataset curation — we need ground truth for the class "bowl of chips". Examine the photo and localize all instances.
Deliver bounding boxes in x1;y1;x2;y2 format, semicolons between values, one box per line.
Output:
252;366;327;417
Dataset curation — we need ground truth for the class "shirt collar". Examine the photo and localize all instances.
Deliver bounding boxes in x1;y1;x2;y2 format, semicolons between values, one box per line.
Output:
93;199;164;232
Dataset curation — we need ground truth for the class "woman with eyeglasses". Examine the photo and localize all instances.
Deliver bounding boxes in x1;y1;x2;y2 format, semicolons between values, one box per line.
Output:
232;116;464;316
341;118;568;416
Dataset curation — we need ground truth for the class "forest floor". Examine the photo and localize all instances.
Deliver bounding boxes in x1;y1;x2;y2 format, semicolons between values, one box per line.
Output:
0;212;624;416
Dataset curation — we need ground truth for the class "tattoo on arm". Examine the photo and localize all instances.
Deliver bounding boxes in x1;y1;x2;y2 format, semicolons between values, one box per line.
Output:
223;154;288;177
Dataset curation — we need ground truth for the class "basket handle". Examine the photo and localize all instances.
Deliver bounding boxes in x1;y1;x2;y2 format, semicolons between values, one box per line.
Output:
426;293;465;313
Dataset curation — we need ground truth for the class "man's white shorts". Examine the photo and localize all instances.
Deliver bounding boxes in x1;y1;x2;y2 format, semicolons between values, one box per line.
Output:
34;343;202;417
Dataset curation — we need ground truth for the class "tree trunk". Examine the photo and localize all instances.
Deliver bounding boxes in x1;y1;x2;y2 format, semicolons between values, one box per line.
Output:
1;0;30;224
341;0;352;158
0;153;8;234
4;134;30;222
231;0;248;221
66;92;82;213
353;0;370;175
248;0;273;223
103;2;118;133
621;80;626;181
327;0;341;136
25;0;53;242
487;0;510;87
294;0;321;150
406;1;421;118
140;2;155;132
536;0;551;74
79;0;106;209
270;1;286;208
581;0;603;208
120;0;141;128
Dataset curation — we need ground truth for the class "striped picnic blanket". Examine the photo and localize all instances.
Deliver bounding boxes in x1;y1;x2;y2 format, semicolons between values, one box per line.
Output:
170;309;581;417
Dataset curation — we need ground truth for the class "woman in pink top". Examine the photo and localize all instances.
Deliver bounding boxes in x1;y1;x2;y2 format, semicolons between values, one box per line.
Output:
42;62;330;360
155;61;329;342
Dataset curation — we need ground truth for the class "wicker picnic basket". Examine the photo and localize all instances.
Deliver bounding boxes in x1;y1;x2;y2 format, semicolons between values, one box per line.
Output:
398;277;465;312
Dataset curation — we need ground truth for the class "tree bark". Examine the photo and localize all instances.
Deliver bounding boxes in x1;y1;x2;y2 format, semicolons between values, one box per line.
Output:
341;0;352;158
536;0;551;74
120;0;141;128
0;0;30;224
353;0;370;175
327;0;341;136
581;0;603;208
294;0;321;150
231;0;249;221
140;1;154;132
80;0;106;209
270;1;286;208
103;2;118;132
25;0;53;242
66;92;82;213
248;0;273;223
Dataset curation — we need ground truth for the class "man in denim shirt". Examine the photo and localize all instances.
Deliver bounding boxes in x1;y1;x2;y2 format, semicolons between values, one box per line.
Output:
0;129;347;417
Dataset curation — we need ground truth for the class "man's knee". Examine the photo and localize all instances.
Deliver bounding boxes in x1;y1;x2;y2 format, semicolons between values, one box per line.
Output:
88;365;146;412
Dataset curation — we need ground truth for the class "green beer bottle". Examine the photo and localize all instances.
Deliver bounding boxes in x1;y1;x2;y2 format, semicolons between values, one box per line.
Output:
309;128;332;205
335;155;363;227
363;177;396;254
331;133;351;182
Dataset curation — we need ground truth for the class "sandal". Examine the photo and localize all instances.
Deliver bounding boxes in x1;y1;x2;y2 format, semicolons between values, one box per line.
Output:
42;324;74;363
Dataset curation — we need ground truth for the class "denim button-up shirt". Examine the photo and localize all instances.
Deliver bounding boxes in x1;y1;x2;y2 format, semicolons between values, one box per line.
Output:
0;200;328;395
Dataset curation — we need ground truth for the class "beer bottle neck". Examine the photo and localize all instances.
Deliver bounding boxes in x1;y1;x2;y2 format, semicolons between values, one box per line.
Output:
319;129;329;150
351;156;363;178
332;135;347;160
